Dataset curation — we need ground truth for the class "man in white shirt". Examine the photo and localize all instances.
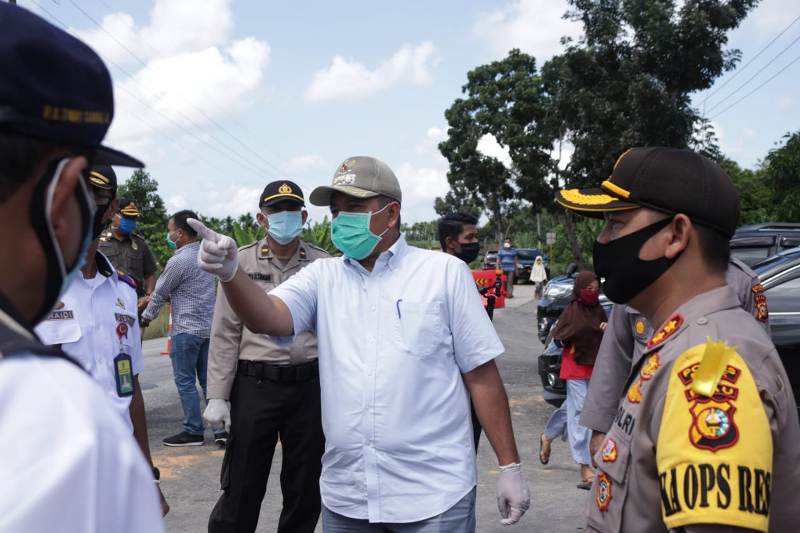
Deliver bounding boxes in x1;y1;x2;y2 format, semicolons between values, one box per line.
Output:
0;4;163;532
189;156;530;531
35;165;169;516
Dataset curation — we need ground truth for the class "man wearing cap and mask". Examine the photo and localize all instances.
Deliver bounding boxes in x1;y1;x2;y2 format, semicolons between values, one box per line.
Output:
205;180;328;533
35;165;169;517
189;156;530;530
99;197;158;311
0;4;163;531
556;147;800;532
581;256;767;464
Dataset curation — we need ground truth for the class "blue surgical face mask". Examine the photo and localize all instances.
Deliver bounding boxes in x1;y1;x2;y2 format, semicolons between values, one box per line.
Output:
118;216;136;235
266;210;304;245
331;202;394;260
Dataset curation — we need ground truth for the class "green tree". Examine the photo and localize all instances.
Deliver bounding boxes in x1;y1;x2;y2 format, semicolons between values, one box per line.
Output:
718;157;771;224
762;131;800;222
302;216;338;255
117;169;170;269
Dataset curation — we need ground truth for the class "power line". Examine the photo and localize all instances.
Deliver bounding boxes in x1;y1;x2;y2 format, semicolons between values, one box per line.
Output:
709;51;800;119
702;13;800;107
72;0;293;177
30;0;276;180
706;30;800;114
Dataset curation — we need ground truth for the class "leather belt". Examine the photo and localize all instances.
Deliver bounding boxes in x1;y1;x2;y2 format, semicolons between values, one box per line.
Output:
237;359;318;382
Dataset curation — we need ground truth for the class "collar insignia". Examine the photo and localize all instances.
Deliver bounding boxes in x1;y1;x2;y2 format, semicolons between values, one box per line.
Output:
647;314;683;348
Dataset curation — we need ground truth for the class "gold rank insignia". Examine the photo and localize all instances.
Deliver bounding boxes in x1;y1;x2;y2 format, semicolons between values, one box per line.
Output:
260;244;270;258
647;314;683;348
635;318;646;335
751;283;768;322
626;352;660;404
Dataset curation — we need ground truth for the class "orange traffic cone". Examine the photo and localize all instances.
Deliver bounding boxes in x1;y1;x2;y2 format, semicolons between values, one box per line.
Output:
160;305;173;356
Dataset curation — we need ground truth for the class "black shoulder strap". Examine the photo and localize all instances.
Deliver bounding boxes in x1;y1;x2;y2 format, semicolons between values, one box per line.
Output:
0;325;84;370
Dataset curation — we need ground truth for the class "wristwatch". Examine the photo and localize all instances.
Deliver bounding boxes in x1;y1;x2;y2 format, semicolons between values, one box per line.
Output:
152;466;161;484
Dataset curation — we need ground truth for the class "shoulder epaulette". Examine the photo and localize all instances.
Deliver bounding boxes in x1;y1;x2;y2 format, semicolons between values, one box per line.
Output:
302;242;330;256
117;273;138;291
238;241;259;252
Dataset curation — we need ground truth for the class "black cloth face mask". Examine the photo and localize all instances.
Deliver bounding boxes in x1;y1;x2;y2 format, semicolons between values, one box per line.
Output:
455;242;480;264
592;217;678;304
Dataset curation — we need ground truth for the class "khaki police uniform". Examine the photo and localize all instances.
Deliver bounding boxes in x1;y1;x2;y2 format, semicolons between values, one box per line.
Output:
581;258;770;434
207;237;329;533
99;230;157;298
587;286;800;532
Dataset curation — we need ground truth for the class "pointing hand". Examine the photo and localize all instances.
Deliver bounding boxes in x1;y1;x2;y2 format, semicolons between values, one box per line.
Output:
187;218;239;282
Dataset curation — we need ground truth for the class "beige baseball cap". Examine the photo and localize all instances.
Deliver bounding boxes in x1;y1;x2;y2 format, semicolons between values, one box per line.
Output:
309;156;402;206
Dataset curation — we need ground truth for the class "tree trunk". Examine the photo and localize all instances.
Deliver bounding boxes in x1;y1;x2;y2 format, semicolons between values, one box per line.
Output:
561;211;583;268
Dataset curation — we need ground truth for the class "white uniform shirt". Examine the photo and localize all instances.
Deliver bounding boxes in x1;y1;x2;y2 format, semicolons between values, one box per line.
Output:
0;321;163;532
35;253;142;432
271;235;504;523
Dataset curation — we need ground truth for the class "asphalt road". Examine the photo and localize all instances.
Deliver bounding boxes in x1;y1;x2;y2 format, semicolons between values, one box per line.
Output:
141;284;589;532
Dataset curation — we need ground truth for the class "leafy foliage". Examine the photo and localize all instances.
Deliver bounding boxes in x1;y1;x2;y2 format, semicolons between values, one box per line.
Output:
762;131;800;222
302;216;338;255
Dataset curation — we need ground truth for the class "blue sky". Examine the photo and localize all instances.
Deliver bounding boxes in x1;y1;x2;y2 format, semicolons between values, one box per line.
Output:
19;0;800;224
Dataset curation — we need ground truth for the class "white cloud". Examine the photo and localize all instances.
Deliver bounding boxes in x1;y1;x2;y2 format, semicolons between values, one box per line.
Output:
72;0;234;65
205;185;263;218
415;126;447;155
70;0;271;162
474;0;580;60
305;42;439;102
166;192;188;212
477;134;513;168
396;163;450;204
283;154;326;174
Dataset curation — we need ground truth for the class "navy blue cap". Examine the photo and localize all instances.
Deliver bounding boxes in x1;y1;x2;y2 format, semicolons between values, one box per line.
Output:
0;4;142;167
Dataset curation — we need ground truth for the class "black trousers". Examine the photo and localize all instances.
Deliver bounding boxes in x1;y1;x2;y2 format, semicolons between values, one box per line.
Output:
208;372;324;533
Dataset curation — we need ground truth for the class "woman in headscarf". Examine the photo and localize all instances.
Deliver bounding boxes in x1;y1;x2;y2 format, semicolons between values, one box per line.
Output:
529;256;548;298
538;271;607;489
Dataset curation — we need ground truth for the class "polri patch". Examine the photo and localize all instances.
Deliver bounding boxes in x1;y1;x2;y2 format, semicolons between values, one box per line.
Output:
596;472;612;512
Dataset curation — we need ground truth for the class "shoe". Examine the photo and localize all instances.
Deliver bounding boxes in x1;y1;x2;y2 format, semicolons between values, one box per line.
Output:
163;431;204;447
214;431;228;447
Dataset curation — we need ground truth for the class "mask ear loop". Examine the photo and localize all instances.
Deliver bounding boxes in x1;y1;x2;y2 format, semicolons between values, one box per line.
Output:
29;158;96;323
371;201;399;238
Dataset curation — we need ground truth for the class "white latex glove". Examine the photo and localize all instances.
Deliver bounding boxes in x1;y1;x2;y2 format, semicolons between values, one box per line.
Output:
187;218;239;283
497;463;530;526
203;399;231;432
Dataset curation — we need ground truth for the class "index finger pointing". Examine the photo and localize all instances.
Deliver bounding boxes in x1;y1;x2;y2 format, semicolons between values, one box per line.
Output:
187;218;217;242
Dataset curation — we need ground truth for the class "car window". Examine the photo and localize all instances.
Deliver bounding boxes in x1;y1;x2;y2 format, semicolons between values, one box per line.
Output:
732;246;772;267
765;272;800;313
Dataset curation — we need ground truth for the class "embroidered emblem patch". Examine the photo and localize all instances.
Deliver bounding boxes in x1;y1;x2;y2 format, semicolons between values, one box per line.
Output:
596;472;612;512
647;314;684;348
278;183;293;194
626;352;660;404
752;283;768;322
678;360;741;452
114;313;135;326
601;439;618;463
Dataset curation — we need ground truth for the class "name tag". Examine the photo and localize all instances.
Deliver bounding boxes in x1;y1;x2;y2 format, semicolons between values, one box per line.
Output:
46;310;74;321
248;272;272;282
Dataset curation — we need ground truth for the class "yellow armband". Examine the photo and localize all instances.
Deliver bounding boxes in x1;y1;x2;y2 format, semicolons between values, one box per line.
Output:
657;340;772;532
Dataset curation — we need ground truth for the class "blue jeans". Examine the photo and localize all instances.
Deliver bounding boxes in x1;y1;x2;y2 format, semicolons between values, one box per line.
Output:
321;488;476;532
565;379;591;465
170;333;209;435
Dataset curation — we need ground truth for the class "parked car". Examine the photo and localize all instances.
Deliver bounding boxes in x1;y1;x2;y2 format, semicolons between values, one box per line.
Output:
482;250;498;271
731;223;800;266
537;300;615;407
752;247;800;412
536;265;610;342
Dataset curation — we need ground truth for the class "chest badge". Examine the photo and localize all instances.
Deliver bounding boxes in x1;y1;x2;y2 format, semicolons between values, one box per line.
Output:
601;439;618;463
647;314;684;348
626;352;660;404
115;297;126;309
595;472;612;512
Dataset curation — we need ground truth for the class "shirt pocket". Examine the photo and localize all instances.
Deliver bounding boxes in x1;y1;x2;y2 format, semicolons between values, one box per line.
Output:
36;317;82;345
391;299;445;358
587;432;632;533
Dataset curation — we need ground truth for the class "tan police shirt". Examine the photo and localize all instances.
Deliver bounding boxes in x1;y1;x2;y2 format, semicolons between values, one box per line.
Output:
581;258;769;434
586;286;800;533
98;231;157;297
206;238;329;400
